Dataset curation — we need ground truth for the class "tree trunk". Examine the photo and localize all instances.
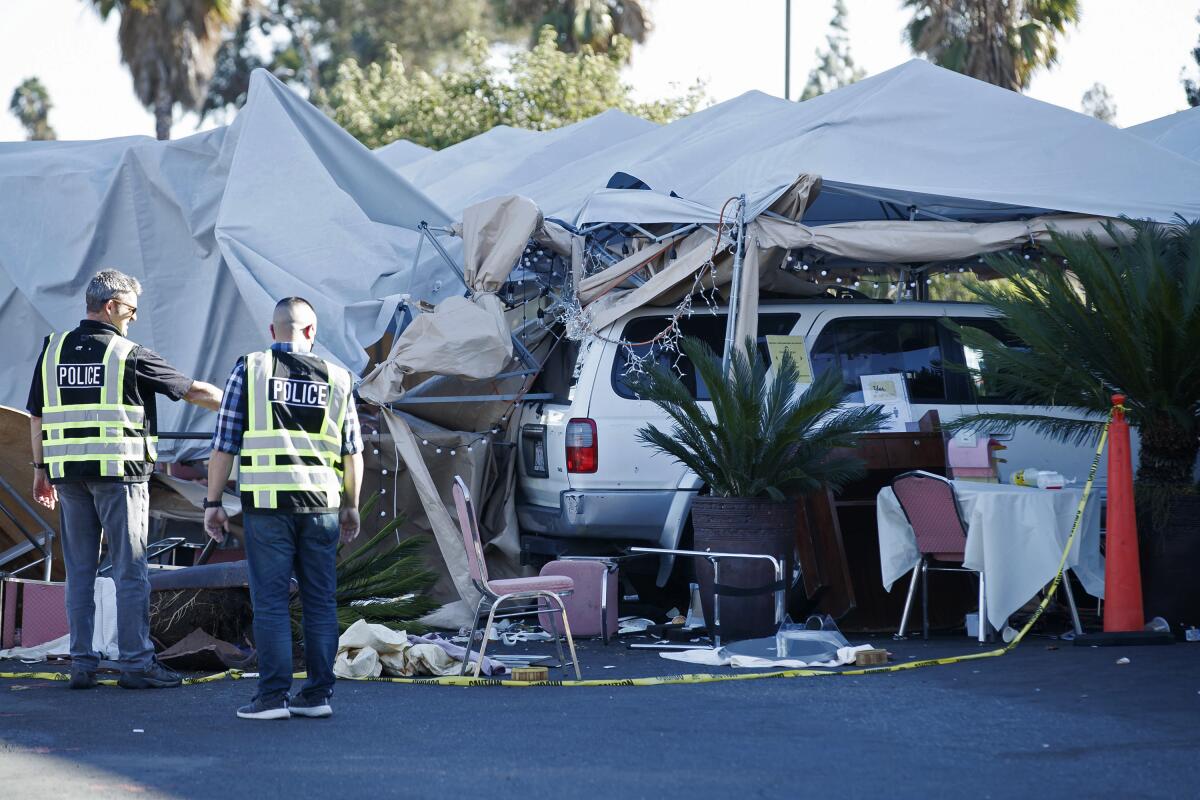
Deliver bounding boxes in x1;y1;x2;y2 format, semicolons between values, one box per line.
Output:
1136;418;1199;487
155;83;172;141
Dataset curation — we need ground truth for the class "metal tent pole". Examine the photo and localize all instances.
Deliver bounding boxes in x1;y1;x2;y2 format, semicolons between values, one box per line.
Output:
785;0;792;101
721;195;748;374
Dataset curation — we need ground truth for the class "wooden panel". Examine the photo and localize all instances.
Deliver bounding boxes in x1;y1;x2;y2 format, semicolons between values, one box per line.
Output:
884;436;946;469
793;490;855;619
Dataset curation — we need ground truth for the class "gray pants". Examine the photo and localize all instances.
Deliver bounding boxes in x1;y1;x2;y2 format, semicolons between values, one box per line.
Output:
57;480;154;671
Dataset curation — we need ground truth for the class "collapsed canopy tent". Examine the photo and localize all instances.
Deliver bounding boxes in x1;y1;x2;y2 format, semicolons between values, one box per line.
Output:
1126;106;1200;163
394;110;657;218
374;138;434;169
390;60;1200;228
0;69;458;460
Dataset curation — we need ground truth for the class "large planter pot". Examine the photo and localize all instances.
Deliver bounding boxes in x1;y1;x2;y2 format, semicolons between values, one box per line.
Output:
690;496;794;642
1138;492;1200;633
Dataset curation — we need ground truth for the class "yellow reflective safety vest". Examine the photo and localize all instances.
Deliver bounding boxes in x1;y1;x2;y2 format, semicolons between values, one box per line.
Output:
239;349;353;513
39;328;157;482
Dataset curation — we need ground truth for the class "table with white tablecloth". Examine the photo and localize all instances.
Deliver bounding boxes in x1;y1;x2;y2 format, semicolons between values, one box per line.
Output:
877;481;1104;633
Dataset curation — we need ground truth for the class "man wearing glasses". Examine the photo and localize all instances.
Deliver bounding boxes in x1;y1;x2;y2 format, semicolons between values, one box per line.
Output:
26;269;224;690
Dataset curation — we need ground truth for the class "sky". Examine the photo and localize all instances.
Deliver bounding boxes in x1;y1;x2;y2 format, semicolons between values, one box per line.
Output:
1;0;1198;142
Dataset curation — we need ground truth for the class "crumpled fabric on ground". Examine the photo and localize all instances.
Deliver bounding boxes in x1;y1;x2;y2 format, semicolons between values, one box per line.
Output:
659;644;872;669
333;619;507;678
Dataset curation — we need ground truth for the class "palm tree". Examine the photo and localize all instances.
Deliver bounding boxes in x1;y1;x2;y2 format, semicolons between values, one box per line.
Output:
8;77;57;141
497;0;650;59
632;337;887;500
953;220;1200;488
903;0;1081;91
89;0;244;140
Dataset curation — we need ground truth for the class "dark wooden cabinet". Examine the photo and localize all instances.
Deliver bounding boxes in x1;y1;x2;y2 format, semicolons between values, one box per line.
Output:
792;411;976;631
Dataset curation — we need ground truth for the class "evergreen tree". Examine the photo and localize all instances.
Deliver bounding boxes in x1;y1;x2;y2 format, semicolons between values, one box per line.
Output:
800;0;865;101
9;77;57;141
1184;12;1200;107
1080;82;1117;124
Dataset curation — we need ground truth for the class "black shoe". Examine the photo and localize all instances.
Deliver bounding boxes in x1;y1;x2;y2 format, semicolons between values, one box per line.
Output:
68;669;97;690
288;692;332;718
237;695;290;720
118;661;182;690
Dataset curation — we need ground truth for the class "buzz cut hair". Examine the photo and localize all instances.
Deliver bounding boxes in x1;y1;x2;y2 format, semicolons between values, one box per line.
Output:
273;296;317;325
85;269;142;313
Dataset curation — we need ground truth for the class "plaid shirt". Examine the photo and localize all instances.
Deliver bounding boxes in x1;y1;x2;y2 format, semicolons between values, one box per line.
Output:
211;343;362;457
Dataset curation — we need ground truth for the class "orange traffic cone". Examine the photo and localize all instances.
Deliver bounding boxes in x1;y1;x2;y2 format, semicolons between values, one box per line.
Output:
1074;395;1172;646
1103;394;1144;632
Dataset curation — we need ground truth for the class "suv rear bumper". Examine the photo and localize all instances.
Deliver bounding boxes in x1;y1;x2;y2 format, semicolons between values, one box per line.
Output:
517;489;676;541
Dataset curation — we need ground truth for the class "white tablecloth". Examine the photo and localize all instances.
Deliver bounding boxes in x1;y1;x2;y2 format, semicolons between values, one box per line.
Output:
877;481;1104;631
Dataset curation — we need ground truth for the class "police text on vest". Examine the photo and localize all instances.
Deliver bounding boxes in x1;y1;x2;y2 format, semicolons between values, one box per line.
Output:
57;363;105;388
269;377;330;408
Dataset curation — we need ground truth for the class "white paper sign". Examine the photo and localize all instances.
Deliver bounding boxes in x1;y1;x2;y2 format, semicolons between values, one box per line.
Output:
860;373;912;433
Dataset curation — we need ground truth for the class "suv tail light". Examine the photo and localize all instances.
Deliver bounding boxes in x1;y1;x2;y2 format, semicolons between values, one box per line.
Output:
565;418;598;473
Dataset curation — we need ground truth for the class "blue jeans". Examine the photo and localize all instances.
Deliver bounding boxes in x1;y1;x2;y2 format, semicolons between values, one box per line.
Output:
243;511;340;702
57;481;154;672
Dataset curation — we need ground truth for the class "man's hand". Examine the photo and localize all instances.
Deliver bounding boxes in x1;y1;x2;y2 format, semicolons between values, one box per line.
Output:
339;506;360;544
204;506;229;544
32;470;56;511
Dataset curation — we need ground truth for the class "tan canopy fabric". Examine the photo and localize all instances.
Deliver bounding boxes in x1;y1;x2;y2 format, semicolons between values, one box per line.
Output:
462;195;543;293
749;214;1127;263
583;232;720;334
358;294;513;405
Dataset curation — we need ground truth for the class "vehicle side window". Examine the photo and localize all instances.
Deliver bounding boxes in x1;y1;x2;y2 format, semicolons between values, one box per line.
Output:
810;318;947;403
952;317;1027;406
612;313;799;400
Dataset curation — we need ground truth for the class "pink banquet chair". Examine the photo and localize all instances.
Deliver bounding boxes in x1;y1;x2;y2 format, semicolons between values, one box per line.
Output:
452;476;581;678
891;470;983;640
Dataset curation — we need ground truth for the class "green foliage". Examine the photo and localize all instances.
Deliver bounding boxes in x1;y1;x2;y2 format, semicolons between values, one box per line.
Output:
9;77;56;141
322;26;704;150
201;0;638;118
631;336;888;500
1081;82;1117;125
800;0;865;101
903;0;1081;91
1186;12;1200;108
950;220;1200;487
88;0;243;139
292;493;439;635
496;0;650;58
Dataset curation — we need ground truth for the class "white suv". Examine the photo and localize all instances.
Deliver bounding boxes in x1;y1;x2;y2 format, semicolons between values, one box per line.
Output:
516;299;1107;588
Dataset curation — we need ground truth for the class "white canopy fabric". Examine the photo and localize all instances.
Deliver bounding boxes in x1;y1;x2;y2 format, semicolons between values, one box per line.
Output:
396;110;657;218
396;60;1200;228
1126;107;1200;163
374;138;434;169
0;69;457;459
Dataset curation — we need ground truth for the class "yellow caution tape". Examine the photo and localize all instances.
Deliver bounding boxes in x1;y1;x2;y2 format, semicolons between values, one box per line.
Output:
3;416;1111;689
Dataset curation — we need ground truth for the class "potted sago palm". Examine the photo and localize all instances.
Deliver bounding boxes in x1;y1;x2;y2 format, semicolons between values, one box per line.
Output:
631;336;887;640
952;219;1200;632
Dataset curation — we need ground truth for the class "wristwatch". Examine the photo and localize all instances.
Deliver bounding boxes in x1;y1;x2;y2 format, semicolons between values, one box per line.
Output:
30;462;47;471
202;499;224;509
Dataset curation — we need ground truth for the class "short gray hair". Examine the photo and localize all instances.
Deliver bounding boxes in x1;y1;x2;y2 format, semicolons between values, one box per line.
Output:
85;269;142;313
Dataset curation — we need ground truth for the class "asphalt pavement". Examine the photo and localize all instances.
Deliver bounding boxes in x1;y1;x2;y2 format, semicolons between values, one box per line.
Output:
2;635;1198;799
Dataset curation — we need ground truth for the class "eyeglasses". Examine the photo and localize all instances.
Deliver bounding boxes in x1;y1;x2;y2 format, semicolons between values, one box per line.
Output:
110;299;137;316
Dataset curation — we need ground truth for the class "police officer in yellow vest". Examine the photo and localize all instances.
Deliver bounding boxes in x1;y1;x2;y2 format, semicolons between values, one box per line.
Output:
27;269;224;690
204;297;362;720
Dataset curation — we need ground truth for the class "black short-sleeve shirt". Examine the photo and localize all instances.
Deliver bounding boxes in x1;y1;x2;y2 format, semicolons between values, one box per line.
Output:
26;320;193;433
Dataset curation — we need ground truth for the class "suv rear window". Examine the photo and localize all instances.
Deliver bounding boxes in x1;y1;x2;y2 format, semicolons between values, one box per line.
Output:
810;317;948;402
612;313;799;400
